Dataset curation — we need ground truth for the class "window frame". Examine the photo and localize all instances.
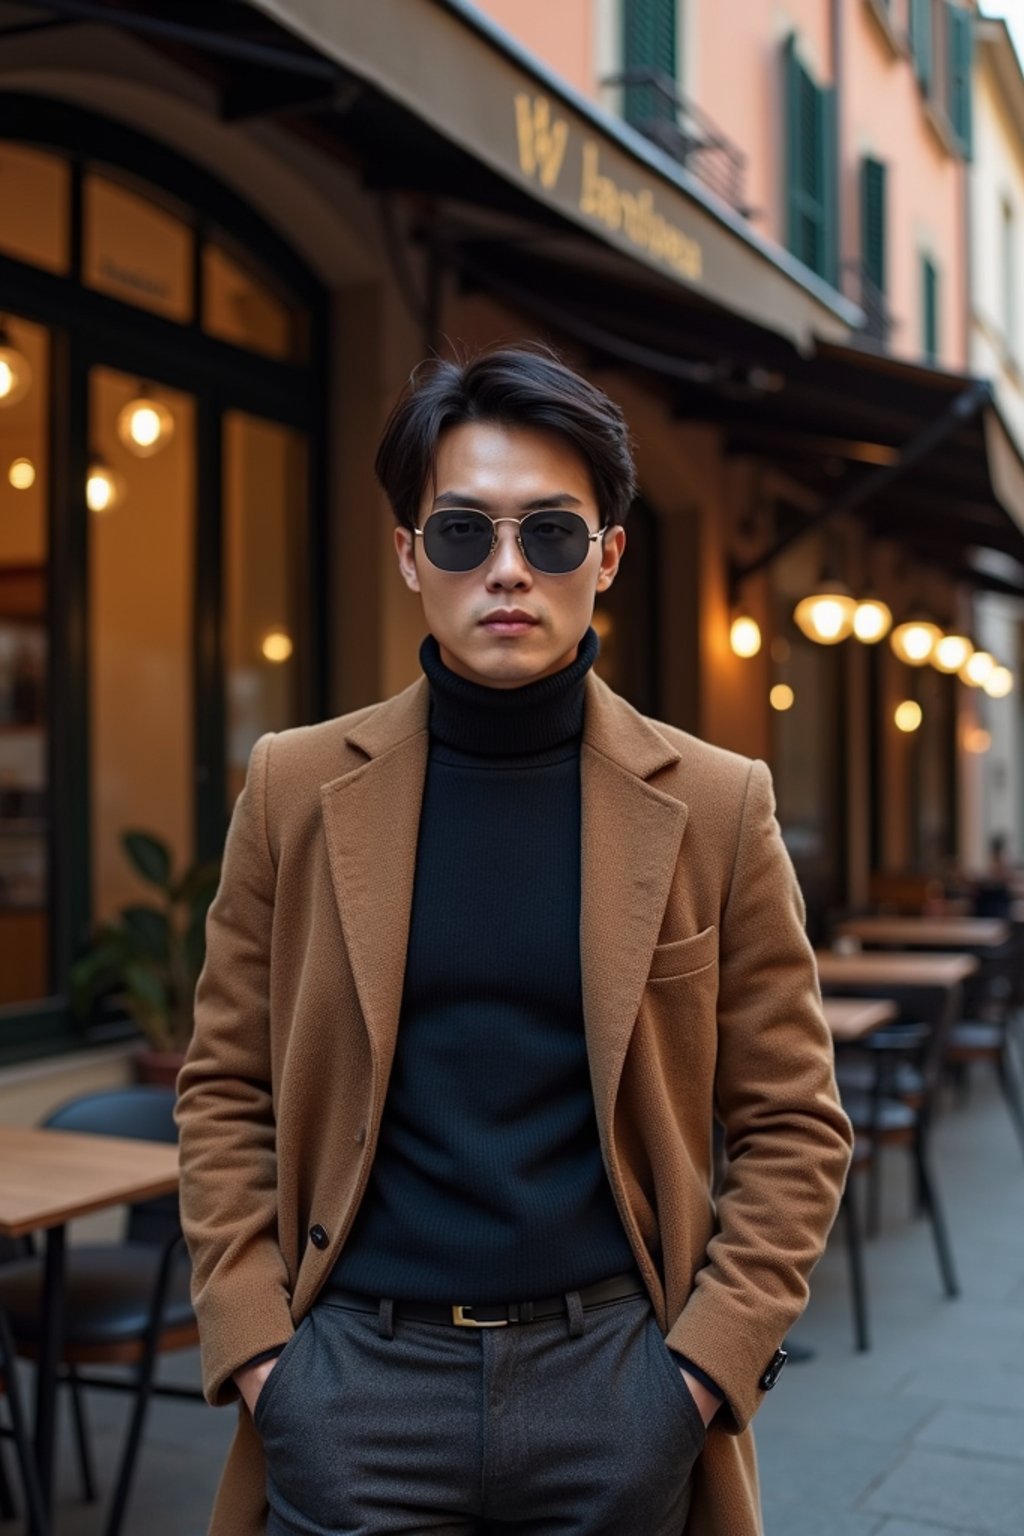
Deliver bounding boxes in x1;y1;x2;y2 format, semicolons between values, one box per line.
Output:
0;92;328;1064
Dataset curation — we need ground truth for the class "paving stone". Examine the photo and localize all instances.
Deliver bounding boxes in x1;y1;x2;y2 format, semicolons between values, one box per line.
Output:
915;1404;1024;1463
863;1446;1024;1535
876;1523;978;1535
765;1505;884;1536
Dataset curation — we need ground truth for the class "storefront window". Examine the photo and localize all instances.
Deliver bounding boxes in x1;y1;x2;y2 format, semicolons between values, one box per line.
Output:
89;366;196;922
0;143;70;274
204;241;305;361
224;412;309;807
0;315;50;1005
83;172;194;323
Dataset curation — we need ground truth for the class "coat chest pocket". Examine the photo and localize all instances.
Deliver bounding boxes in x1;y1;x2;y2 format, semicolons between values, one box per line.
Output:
647;925;718;982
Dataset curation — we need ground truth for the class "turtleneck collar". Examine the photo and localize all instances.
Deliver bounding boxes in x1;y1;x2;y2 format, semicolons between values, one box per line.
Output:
420;627;598;757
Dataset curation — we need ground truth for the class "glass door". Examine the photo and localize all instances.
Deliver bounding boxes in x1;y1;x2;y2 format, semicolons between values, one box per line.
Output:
0;314;50;1006
87;365;196;921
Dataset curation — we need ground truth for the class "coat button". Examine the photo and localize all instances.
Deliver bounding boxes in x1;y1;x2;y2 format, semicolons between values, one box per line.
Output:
758;1348;788;1391
308;1224;329;1250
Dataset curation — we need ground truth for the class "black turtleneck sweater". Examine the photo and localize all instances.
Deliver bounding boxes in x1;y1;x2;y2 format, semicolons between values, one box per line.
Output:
330;628;636;1302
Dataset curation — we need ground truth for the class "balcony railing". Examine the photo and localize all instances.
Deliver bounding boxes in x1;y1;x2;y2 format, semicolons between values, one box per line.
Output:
841;260;894;346
601;68;751;217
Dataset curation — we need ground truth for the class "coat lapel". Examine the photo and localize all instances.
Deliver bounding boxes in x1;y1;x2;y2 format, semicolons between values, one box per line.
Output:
580;675;689;1123
320;681;429;1091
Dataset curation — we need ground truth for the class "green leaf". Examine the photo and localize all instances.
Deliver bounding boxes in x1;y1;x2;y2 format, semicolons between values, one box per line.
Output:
123;961;168;1018
121;905;170;959
122;831;172;891
171;859;222;910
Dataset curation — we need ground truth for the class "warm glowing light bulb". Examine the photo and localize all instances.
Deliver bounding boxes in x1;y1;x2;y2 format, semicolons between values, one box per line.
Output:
0;345;32;407
86;462;124;514
894;700;923;732
852;599;892;643
984;665;1014;698
262;629;294;663
961;650;996;687
965;727;992;754
932;634;973;673
8;457;35;490
770;684;795;711
793;590;856;644
890;620;941;666
730;615;762;658
117;396;174;457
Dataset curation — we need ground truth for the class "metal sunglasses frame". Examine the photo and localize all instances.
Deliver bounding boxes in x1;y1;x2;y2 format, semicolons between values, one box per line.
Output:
411;507;608;573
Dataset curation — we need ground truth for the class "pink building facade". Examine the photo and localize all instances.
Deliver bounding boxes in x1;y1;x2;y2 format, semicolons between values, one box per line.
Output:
476;0;974;370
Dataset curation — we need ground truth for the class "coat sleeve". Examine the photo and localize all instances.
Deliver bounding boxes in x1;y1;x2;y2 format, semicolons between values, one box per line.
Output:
175;733;295;1406
664;759;853;1432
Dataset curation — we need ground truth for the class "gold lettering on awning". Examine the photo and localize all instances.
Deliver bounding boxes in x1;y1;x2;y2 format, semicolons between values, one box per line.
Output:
579;142;702;282
515;93;569;189
512;94;703;287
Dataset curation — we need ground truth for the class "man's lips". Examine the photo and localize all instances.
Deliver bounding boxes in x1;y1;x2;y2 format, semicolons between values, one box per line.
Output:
479;611;539;633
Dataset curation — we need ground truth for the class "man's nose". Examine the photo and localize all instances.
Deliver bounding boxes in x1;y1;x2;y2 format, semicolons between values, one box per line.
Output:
485;524;532;587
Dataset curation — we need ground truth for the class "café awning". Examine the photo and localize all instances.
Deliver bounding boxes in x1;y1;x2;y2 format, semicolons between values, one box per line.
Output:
6;0;859;353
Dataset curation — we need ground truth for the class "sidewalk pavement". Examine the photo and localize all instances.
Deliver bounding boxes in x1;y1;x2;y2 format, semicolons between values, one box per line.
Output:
5;1069;1023;1535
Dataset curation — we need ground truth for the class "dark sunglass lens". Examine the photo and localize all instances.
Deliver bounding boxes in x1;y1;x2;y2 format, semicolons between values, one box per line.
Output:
423;510;493;572
521;511;591;573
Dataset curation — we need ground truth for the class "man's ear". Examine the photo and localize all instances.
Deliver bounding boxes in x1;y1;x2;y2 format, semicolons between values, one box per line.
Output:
395;525;421;593
596;525;626;592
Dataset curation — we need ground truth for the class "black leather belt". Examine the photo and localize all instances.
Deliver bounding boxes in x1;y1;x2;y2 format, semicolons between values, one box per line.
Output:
324;1270;646;1328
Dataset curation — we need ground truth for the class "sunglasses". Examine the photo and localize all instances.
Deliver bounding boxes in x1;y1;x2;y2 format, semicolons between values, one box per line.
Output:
413;508;607;574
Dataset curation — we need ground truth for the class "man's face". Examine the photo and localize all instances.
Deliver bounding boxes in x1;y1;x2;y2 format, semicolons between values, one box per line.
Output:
394;421;626;689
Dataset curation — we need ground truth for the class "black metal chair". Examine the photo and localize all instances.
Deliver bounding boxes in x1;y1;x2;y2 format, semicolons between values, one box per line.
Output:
0;1300;49;1534
0;1087;199;1536
832;982;961;1301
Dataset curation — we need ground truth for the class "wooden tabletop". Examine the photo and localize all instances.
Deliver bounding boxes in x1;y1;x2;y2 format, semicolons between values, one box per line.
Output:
836;916;1010;949
815;950;979;988
822;997;899;1041
0;1124;179;1239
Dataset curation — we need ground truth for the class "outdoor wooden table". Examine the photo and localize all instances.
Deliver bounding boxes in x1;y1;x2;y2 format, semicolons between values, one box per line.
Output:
822;996;899;1042
0;1123;179;1531
835;916;1010;950
815;951;979;989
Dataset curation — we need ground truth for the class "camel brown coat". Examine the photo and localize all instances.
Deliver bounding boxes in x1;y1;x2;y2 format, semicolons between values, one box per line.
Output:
176;671;852;1536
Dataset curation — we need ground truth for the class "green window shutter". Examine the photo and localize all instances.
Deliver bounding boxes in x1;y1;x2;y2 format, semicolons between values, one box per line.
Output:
910;0;933;93
784;35;837;285
623;0;677;127
922;256;939;361
948;4;974;158
861;157;887;294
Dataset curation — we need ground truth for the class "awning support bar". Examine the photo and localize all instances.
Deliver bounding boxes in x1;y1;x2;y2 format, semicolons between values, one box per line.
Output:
728;376;992;597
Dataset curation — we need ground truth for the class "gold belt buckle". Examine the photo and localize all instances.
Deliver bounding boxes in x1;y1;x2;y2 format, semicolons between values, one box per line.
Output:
452;1304;508;1328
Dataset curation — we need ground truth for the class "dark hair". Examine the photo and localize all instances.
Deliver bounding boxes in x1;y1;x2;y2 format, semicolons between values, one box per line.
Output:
375;345;637;531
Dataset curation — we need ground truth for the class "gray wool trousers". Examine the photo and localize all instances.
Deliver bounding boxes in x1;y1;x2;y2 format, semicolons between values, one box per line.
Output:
253;1290;704;1535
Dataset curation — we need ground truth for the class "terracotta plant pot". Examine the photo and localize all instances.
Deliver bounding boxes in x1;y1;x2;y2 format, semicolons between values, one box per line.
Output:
134;1047;187;1089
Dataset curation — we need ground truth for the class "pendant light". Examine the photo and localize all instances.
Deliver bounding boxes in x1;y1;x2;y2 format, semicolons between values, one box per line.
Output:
793;577;857;645
0;319;32;408
729;613;762;658
851;596;892;644
931;633;973;674
117;385;175;457
890;618;942;666
86;456;125;514
960;650;996;688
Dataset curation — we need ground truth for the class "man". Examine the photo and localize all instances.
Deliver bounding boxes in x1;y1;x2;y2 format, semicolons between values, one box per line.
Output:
177;346;852;1536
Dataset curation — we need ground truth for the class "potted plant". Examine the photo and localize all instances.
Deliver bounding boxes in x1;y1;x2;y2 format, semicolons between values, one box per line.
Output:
70;830;221;1085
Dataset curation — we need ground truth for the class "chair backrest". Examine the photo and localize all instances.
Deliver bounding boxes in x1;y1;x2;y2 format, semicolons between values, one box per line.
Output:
43;1086;180;1247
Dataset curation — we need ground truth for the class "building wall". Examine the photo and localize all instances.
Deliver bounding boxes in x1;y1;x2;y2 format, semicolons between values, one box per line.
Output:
972;39;1024;453
842;0;968;369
